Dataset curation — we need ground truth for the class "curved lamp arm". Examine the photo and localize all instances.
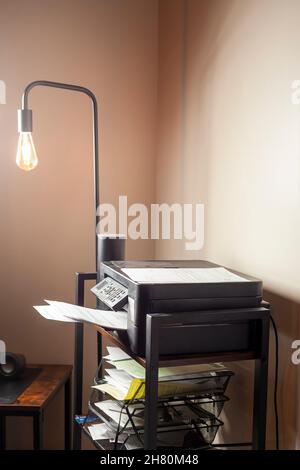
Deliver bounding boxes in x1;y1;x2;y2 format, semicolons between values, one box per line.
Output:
18;80;100;262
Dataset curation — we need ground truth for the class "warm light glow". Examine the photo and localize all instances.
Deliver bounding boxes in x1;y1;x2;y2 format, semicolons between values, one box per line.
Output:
16;132;38;171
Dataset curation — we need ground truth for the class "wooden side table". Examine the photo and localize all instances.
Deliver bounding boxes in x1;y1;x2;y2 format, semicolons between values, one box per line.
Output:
0;364;72;450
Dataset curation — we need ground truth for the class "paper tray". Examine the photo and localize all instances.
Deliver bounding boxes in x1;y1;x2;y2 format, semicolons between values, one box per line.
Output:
87;402;223;448
89;396;224;436
92;368;233;402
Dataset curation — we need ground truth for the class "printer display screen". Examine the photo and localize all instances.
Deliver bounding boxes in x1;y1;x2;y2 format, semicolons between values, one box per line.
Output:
91;277;128;311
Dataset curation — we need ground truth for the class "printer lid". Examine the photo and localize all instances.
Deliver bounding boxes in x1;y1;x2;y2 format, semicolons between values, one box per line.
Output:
101;260;262;300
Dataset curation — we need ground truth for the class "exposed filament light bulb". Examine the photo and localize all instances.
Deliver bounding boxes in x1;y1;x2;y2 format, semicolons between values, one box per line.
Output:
16;132;38;171
16;108;38;171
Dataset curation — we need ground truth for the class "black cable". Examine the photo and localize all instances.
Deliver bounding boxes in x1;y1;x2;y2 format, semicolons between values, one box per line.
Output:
270;314;279;450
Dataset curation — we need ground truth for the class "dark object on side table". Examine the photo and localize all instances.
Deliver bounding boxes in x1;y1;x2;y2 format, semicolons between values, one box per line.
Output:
0;352;26;380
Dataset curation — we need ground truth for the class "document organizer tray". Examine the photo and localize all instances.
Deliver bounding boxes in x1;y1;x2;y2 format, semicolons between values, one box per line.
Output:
92;367;233;402
84;367;233;450
87;397;224;449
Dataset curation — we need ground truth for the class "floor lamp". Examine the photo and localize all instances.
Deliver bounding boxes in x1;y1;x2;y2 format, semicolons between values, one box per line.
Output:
16;80;124;449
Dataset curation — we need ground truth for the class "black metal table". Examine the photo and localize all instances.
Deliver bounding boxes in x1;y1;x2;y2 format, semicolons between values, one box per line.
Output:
72;272;270;451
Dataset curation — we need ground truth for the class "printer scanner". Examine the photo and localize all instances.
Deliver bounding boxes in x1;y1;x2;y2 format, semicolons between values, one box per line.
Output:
94;260;263;357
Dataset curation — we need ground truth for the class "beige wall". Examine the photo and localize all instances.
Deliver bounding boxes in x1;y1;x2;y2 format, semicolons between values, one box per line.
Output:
157;0;300;449
0;0;157;448
1;0;300;451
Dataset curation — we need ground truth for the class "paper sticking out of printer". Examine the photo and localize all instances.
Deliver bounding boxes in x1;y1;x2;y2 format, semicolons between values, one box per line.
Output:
33;301;127;330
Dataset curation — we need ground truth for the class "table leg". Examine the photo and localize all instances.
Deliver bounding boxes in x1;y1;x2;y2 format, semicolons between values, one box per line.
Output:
73;274;85;451
252;317;270;449
0;415;5;450
33;411;43;450
144;314;159;450
65;376;71;450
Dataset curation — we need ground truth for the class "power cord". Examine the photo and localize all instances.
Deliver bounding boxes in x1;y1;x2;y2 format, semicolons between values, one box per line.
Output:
270;314;279;450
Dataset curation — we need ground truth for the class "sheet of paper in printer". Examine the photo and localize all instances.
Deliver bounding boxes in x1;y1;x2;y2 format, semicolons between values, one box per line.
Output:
33;305;76;323
121;267;250;284
33;301;127;330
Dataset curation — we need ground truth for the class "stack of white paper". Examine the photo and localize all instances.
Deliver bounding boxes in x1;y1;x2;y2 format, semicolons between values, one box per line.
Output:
94;400;144;428
104;346;131;361
105;353;225;380
92;347;227;401
33;301;127;330
87;422;127;443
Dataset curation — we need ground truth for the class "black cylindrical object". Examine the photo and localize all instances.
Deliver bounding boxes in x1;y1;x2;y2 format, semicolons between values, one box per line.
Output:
0;353;26;379
97;234;126;281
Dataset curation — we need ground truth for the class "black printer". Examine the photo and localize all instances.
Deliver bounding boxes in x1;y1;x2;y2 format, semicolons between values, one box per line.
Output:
94;260;263;357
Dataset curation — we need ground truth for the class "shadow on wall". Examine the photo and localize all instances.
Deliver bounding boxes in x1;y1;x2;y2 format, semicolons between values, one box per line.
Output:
218;289;300;450
264;289;300;450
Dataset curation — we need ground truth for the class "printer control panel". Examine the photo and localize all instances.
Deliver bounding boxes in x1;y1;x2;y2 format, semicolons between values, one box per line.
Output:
91;277;128;310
